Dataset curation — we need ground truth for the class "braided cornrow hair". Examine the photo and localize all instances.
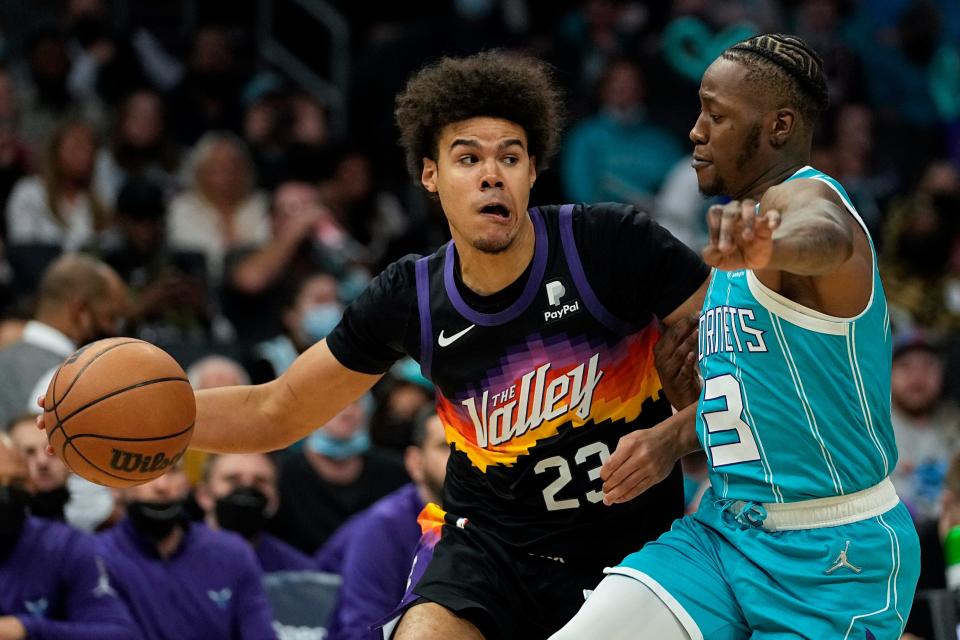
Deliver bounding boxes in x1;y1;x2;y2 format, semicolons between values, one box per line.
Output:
722;34;829;120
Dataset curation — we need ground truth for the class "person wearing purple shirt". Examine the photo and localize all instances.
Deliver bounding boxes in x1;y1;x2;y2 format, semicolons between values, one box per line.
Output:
97;464;277;640
318;410;448;640
0;434;137;640
195;452;314;573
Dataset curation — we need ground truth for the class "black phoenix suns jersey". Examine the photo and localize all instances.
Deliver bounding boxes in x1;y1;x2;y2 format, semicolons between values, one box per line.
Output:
327;203;709;563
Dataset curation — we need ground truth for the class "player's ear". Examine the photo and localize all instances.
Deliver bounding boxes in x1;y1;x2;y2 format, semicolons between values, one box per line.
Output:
528;156;537;189
421;158;438;193
194;482;214;513
404;446;425;484
769;108;796;148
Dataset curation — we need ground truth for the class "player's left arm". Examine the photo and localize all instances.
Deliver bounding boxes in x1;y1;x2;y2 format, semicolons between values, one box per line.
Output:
704;178;872;316
758;179;873;316
758;179;859;277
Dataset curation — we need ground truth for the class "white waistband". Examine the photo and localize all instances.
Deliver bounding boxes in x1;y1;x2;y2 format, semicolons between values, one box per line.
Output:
726;478;900;531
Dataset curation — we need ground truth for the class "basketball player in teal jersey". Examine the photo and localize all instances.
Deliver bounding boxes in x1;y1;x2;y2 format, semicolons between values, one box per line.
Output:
552;34;920;640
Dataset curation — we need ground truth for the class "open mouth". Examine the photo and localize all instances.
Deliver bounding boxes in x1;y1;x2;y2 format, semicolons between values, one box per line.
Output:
480;203;510;218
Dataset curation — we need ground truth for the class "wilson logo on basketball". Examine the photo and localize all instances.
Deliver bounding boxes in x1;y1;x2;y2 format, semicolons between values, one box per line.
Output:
109;449;185;474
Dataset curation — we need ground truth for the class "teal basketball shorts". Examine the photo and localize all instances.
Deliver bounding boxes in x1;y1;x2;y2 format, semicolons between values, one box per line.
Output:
609;480;920;639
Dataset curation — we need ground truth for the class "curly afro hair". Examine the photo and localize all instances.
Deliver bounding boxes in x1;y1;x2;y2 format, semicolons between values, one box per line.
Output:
395;50;565;182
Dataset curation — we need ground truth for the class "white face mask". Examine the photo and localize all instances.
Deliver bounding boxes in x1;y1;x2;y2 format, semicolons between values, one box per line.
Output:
64;474;115;532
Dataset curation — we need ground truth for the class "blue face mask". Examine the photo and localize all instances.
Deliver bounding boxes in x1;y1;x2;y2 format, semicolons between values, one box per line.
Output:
306;430;370;460
301;303;343;343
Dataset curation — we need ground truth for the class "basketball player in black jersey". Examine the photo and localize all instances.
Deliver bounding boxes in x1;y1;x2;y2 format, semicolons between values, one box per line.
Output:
188;51;709;639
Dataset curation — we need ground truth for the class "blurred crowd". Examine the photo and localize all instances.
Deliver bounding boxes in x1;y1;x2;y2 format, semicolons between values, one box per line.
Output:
0;0;958;638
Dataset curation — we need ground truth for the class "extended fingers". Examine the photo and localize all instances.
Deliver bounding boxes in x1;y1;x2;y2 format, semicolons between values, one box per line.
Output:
761;208;781;234
740;199;756;241
603;466;650;505
718;202;741;251
707;204;724;249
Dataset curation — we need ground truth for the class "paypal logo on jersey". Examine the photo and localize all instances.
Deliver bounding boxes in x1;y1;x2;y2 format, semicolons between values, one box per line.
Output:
544;279;581;324
699;305;768;361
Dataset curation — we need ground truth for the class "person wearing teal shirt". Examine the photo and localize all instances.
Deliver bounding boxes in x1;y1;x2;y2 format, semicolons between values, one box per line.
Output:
561;59;684;207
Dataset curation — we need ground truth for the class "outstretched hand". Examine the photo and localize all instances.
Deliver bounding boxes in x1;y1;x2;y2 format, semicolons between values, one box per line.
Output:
34;396;55;457
600;414;686;506
703;199;781;271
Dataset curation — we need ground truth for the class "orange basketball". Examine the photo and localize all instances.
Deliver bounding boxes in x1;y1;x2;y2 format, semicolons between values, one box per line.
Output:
43;338;196;488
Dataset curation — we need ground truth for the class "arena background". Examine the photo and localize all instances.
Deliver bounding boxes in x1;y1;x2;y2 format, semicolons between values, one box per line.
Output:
0;1;958;639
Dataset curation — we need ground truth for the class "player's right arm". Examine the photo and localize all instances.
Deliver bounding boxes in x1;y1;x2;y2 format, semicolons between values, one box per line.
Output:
192;256;418;454
190;341;382;453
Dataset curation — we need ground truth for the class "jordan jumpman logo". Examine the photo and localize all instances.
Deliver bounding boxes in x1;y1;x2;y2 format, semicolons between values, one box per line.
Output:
825;540;861;574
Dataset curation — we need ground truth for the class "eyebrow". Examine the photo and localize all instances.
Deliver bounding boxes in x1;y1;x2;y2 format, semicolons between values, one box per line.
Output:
449;138;526;151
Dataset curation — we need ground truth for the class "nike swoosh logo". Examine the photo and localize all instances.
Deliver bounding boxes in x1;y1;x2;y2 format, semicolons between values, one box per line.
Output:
438;324;476;347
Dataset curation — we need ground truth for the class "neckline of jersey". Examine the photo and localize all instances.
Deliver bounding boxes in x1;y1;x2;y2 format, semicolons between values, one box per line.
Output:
443;207;548;327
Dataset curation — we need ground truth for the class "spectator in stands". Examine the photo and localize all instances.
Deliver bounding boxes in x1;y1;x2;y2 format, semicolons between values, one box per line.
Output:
561;58;685;208
168;27;243;145
105;178;210;343
188;354;250;389
7;413;69;520
369;361;434;452
288;92;329;148
98;463;276;640
881;159;960;333
167;132;270;285
244;273;342;383
320;409;448;640
890;330;960;521
904;450;960;638
5;118;111;252
314;143;405;274
0;65;31;239
64;0;152;108
0;434;137;639
196;453;314;573
811;102;892;234
0;254;127;429
550;0;645;104
271;395;409;553
653;154;714;252
224;182;339;341
241;77;289;191
95;89;182;208
15;27;105;156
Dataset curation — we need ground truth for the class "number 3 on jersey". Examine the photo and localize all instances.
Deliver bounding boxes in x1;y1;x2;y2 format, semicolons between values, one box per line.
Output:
703;374;761;467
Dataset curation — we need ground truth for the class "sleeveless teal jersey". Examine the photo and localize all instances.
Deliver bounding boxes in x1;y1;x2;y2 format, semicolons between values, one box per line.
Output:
695;166;896;503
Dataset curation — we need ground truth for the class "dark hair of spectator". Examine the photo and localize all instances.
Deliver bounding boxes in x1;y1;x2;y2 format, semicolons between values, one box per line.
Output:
394;50;565;182
5;413;39;434
200;453;278;484
42;119;110;230
116;178;166;221
35;253;111;311
111;90;181;173
722;34;829;124
409;406;437;449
